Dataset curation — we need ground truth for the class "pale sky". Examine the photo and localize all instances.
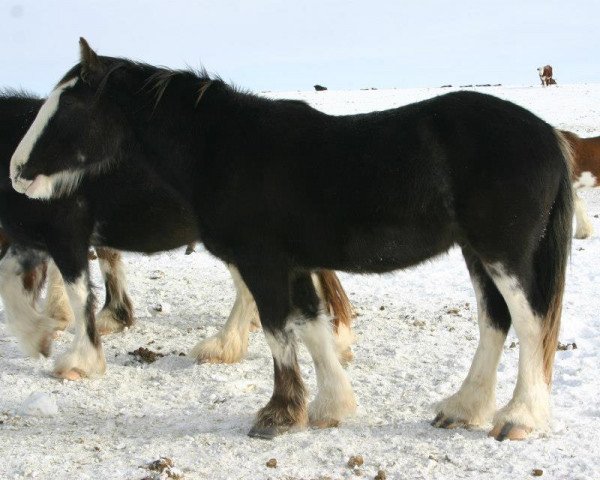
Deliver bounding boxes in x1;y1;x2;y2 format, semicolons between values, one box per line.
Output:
1;0;598;96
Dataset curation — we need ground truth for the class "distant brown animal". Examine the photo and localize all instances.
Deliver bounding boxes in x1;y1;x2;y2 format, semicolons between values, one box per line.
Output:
560;130;600;238
538;65;557;86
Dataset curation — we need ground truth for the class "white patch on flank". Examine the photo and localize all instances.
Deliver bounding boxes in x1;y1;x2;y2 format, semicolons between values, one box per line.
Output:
0;250;56;357
573;171;597;189
486;264;551;431
435;274;505;425
294;315;356;424
190;265;257;363
574;193;594;239
54;274;106;378
10;77;78;193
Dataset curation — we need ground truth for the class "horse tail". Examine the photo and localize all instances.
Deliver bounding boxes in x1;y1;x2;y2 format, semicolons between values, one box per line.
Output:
317;270;354;331
315;270;355;364
537;130;574;384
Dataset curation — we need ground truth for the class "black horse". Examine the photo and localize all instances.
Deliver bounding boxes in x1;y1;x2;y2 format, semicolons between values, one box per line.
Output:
10;39;572;441
0;92;136;363
0;91;355;374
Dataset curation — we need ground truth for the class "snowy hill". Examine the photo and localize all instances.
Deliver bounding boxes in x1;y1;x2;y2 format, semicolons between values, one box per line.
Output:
1;84;599;480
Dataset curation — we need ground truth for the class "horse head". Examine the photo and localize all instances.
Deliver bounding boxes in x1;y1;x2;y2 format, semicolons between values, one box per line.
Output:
10;38;128;200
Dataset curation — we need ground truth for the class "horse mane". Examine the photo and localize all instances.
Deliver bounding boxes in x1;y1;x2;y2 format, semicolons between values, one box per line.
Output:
0;88;40;100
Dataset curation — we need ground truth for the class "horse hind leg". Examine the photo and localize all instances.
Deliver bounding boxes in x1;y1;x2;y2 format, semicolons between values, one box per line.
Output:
44;260;75;331
190;265;256;363
485;261;563;441
95;248;134;334
433;249;510;430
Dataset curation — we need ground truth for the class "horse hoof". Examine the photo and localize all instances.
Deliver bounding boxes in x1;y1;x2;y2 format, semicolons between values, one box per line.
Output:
53;368;86;381
431;413;468;429
488;422;531;441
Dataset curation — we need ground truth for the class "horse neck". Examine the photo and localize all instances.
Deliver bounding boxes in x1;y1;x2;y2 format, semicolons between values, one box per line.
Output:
0;96;43;185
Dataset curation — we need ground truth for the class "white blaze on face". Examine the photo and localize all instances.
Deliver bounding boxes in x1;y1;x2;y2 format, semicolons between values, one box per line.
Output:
10;77;78;194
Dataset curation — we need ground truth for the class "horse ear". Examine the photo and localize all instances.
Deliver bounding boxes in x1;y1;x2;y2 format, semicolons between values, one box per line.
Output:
79;37;103;82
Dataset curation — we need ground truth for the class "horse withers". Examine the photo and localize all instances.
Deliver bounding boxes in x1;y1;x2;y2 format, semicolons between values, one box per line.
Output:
10;39;573;441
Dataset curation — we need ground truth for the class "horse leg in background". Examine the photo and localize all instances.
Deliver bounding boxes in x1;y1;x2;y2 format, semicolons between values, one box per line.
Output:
44;261;75;332
0;246;56;357
190;267;354;365
50;248;105;380
432;247;510;430
190;265;257;363
314;270;355;365
95;247;134;334
292;272;356;429
574;192;593;239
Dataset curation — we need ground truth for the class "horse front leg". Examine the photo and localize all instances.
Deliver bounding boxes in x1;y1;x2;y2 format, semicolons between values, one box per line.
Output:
95;247;135;334
239;263;308;439
51;250;105;380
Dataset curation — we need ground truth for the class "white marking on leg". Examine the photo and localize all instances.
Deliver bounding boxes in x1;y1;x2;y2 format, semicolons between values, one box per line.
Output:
190;265;256;363
264;330;297;368
294;315;356;425
573;193;594;239
0;251;56;357
10;78;78;192
487;264;551;431
54;274;105;378
435;274;505;425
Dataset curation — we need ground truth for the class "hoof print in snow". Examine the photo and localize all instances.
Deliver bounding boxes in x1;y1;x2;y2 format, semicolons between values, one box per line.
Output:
266;458;277;468
129;347;164;364
149;270;165;279
557;342;577;351
375;470;387;480
532;469;544;477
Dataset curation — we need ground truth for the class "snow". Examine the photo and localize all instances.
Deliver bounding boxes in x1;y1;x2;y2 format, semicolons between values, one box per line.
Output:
20;392;59;417
1;83;600;479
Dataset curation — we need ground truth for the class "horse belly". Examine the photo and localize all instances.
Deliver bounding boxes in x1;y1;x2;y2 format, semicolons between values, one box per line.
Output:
93;208;198;254
306;220;455;273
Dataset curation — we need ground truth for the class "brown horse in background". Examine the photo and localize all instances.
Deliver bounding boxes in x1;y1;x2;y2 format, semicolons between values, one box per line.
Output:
560;130;600;239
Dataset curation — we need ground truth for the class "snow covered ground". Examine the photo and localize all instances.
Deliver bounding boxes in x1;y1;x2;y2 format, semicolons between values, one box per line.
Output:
1;84;600;480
